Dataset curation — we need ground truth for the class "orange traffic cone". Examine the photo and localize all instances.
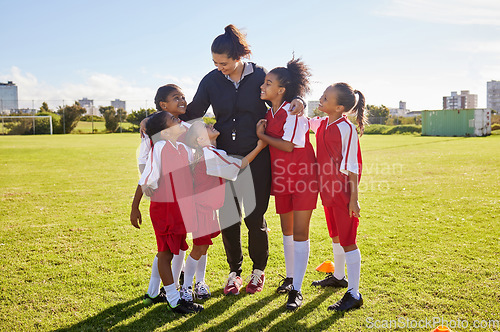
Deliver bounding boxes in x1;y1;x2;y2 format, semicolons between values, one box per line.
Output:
316;260;335;273
432;326;451;332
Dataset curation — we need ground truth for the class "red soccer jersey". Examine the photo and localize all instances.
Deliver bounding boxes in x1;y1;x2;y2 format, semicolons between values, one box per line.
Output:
310;115;362;207
139;140;195;233
265;102;318;196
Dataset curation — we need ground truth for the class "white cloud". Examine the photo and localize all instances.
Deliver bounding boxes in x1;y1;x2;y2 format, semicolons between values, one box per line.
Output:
375;0;500;26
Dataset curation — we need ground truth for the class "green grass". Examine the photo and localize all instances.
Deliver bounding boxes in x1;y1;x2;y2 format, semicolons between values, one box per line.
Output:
74;121;135;134
1;134;499;331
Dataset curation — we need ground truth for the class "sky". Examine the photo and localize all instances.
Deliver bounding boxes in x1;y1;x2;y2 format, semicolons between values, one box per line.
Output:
1;0;500;112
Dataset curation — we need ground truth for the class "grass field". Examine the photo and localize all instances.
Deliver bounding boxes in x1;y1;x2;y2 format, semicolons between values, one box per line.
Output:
1;133;499;331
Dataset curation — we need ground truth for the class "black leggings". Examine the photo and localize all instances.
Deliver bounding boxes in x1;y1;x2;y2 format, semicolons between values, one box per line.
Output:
219;147;271;276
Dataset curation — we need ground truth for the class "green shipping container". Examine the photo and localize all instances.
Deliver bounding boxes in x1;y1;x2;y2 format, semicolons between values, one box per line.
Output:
422;109;491;137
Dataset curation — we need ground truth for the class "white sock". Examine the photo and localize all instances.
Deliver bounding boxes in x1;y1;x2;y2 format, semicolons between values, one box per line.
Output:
147;255;161;298
171;250;186;288
183;255;198;288
292;240;310;292
283;235;294;278
195;254;207;283
332;241;346;280
164;283;180;307
345;249;361;300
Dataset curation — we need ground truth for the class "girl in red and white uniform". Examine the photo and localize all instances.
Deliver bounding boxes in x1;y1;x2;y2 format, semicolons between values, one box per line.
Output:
309;82;367;312
130;84;194;305
178;121;267;301
137;110;203;314
256;58;318;310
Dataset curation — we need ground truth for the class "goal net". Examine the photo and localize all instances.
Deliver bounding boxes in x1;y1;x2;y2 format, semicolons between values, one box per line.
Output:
0;116;53;135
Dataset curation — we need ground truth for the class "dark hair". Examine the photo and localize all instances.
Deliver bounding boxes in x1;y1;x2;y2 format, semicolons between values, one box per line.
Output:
332;82;368;135
154;84;181;112
211;24;251;60
145;110;171;138
269;57;311;103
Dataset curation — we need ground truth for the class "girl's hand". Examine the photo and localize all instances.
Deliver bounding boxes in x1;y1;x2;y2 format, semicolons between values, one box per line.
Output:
257;139;268;149
289;98;305;116
256;119;267;137
130;207;142;229
141;185;155;197
349;200;361;218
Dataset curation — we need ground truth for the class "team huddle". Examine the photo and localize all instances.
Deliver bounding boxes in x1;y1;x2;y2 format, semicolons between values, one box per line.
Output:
129;25;367;315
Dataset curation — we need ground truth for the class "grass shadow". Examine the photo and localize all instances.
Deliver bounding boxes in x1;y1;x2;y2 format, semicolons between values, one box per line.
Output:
53;296;144;331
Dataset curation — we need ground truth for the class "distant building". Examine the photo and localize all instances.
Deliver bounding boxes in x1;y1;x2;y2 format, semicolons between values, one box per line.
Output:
389;101;409;117
307;100;320;117
487;80;500;112
78;98;98;116
0;81;19;114
111;99;126;111
443;90;477;110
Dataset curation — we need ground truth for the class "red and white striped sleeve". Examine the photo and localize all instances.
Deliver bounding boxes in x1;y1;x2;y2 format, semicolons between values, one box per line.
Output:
138;140;165;190
338;121;359;175
308;116;326;133
204;146;243;181
282;113;309;148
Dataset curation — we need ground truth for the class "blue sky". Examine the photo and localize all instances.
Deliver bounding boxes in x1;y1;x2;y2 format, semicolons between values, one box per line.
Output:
1;0;499;111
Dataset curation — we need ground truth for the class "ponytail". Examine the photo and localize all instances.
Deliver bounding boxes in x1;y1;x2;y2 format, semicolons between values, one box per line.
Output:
332;83;369;135
269;57;311;103
353;90;368;135
211;24;251;60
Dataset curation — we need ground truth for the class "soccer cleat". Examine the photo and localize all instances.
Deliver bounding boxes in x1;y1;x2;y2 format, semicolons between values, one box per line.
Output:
169;298;204;314
143;287;167;305
276;276;293;294
245;269;265;294
286;289;303;310
224;272;243;295
179;285;194;302
327;290;363;312
311;273;348;288
194;281;211;300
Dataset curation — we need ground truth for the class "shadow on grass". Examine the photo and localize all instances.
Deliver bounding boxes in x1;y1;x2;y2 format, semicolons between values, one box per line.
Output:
53;296;144;331
52;288;349;331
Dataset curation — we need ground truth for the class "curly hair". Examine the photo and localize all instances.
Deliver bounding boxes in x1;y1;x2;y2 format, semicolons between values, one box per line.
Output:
269;57;311;103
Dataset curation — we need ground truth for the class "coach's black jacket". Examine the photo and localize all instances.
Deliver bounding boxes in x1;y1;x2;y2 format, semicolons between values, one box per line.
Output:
181;63;268;156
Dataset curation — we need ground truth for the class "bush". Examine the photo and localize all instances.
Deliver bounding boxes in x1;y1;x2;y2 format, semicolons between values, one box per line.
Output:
492;123;500;131
81;115;104;122
364;124;421;135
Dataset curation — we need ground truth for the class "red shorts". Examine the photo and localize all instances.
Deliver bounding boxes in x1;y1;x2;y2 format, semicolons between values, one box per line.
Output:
150;201;188;254
192;231;221;246
324;203;359;247
275;191;318;214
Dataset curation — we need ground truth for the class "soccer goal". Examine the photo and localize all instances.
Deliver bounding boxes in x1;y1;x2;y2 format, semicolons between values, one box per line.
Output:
0;116;53;135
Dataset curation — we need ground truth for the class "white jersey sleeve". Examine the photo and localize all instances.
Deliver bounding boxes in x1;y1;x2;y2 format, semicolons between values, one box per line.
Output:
308;116;327;133
282;112;309;148
338;121;359;175
137;133;152;169
204;146;243;181
138;140;166;189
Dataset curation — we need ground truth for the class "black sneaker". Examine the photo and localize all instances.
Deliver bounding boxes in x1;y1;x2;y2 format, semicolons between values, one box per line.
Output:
327;291;363;312
276;276;293;294
286;289;303;311
143;287;167;305
179;271;184;287
169;298;204;314
311;273;348;288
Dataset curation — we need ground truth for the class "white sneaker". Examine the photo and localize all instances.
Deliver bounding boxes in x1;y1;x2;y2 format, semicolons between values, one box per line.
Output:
179;285;194;302
194;281;211;300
